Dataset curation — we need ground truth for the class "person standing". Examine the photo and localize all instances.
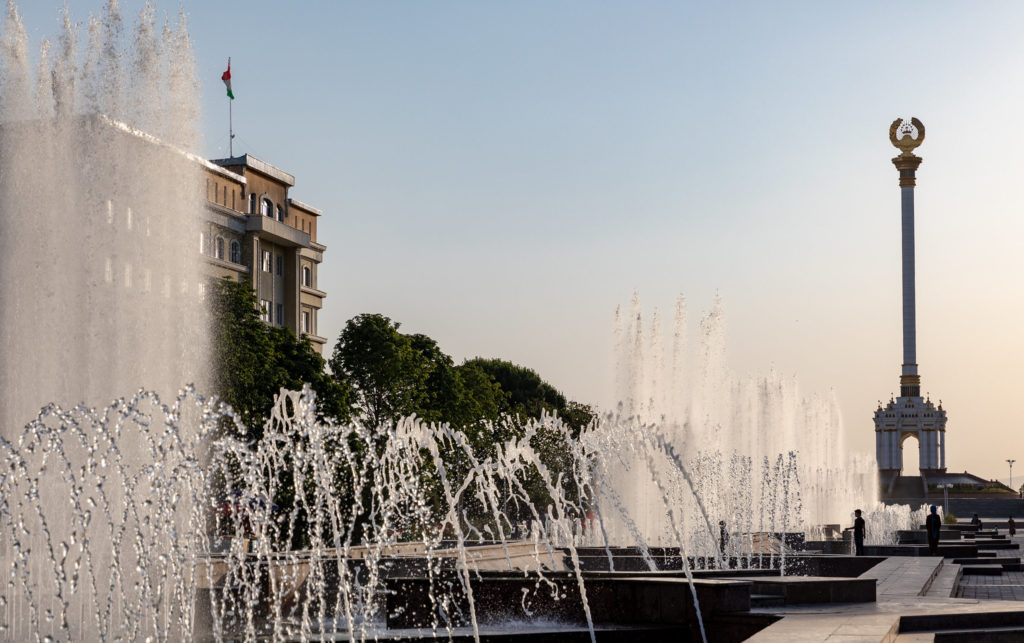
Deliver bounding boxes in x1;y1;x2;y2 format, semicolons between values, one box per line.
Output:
925;505;942;555
1009;516;1016;537
853;509;866;556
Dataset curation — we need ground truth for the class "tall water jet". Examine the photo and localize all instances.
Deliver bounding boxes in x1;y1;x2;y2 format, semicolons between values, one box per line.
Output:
0;1;208;441
610;293;879;542
0;3;208;639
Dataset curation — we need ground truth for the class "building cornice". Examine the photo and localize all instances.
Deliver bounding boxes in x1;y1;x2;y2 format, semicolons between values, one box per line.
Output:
288;198;322;216
95;114;247;185
211;154;295;187
205;201;247;222
203;255;250;274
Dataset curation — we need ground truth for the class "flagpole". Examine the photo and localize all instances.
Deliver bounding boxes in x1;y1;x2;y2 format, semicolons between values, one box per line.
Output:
228;57;234;157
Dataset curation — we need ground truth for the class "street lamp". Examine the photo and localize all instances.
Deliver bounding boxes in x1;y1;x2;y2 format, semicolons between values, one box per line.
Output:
1008;459;1017;492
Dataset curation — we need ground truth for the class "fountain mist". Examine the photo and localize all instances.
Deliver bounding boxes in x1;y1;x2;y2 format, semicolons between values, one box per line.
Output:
0;1;208;441
609;293;880;541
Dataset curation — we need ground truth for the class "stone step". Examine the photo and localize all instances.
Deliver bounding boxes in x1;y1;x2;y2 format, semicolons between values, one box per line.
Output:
900;610;1024;634
951;557;1020;568
961;565;1005;575
749;593;784;608
933;627;1024;642
746;576;875;604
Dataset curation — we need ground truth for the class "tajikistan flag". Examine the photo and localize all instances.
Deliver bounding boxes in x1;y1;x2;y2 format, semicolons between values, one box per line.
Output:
222;60;234;99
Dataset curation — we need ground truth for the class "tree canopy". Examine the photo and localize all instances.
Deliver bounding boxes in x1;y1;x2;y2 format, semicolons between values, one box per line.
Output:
210;277;349;439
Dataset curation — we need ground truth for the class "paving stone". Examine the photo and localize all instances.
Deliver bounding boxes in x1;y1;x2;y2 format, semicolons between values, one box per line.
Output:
751;537;1024;642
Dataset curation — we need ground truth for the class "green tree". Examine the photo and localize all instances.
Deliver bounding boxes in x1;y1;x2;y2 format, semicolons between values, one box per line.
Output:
328;314;428;428
327;316;598;528
210;277;353;548
329;315;511;433
465;358;594;436
268;325;351;424
211;277;279;435
210;277;350;439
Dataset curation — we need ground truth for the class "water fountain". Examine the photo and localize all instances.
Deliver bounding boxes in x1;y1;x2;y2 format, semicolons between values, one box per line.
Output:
609;293;884;543
0;0;207;443
0;3;928;642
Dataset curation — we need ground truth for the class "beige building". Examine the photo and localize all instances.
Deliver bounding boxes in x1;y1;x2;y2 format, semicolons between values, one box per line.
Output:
199;154;328;353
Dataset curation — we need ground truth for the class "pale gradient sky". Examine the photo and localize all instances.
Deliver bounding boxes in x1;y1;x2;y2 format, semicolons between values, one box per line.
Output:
18;2;1024;482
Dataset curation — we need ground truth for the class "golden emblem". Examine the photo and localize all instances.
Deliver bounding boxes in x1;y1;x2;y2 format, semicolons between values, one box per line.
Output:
889;117;925;157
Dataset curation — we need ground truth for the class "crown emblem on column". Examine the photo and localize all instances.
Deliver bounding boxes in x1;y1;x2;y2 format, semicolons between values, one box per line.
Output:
889;117;925;157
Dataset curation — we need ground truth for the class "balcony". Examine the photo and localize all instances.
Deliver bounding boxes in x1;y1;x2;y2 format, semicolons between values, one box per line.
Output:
301;284;327;299
246;215;311;248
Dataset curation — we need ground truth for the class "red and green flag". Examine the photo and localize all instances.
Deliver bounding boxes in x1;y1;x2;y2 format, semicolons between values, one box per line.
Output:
222;60;234;100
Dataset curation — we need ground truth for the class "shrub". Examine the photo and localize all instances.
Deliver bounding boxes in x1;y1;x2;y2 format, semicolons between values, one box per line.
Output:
943;511;958;524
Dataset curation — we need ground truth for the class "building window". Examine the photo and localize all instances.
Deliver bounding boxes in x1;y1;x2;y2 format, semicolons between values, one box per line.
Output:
276;205;284;222
261;250;272;272
261;198;272;217
276;304;283;326
229;239;241;263
302;265;311;287
260;299;271;323
276;254;283;276
248;193;257;214
214;236;225;260
301;310;310;334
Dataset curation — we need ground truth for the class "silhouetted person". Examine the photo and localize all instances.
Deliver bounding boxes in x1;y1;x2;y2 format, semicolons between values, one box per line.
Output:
853;509;865;556
925;505;941;555
1009;517;1016;537
719;520;729;556
971;514;982;530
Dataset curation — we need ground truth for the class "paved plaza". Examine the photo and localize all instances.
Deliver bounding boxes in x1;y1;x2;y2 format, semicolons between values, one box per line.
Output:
748;531;1024;641
955;570;1024;600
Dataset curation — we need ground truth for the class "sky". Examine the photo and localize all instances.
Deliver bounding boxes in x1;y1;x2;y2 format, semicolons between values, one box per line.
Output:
15;2;1024;482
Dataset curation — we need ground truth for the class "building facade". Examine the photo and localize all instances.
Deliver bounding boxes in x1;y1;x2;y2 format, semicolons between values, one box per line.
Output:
199;154;328;353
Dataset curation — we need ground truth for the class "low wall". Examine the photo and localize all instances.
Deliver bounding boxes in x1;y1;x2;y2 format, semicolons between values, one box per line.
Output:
385;572;751;632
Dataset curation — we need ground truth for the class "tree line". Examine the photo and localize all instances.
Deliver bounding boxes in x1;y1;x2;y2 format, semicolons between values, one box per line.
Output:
210;278;596;542
211;277;594;439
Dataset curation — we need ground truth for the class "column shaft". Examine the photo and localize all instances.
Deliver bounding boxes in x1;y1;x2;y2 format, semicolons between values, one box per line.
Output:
901;186;917;370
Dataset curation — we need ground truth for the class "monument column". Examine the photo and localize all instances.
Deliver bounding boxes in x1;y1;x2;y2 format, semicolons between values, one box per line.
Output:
876;118;948;496
891;119;924;399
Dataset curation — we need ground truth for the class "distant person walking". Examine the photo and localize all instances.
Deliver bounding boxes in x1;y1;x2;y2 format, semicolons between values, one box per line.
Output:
1009;517;1016;537
853;509;865;556
971;514;983;530
925;505;942;555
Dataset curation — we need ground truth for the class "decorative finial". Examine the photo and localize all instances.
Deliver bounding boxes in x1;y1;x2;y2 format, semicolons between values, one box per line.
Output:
889;117;925;157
